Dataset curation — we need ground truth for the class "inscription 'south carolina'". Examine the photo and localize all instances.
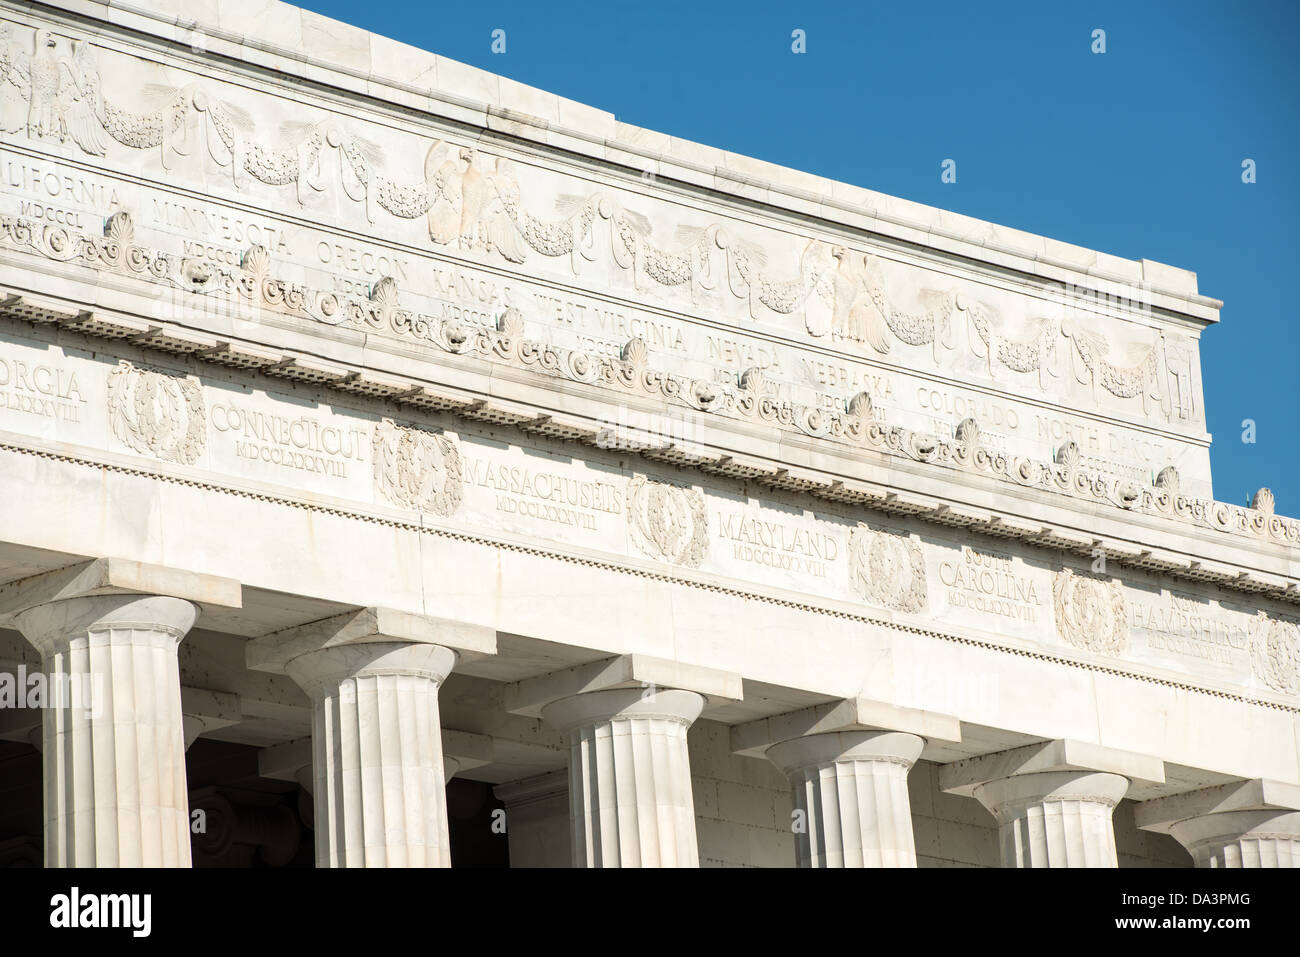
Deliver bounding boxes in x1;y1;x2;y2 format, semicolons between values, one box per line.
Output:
940;546;1042;623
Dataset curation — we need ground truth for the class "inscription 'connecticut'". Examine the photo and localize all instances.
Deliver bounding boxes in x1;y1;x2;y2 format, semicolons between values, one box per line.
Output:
210;401;367;477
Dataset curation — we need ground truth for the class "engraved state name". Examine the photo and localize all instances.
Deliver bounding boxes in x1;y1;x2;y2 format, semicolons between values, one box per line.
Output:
939;546;1043;623
714;511;840;578
461;455;623;531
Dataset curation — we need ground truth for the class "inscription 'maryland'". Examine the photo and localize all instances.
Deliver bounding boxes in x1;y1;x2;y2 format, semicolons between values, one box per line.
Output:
714;510;840;579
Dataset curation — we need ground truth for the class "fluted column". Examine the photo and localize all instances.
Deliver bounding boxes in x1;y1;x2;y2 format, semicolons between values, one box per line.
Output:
939;739;1161;869
974;771;1129;868
13;594;199;867
1136;779;1300;868
285;642;457;868
766;730;923;867
542;687;704;867
1169;811;1300;867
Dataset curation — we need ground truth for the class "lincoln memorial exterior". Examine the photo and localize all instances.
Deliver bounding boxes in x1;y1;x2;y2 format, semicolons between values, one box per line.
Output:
0;0;1297;870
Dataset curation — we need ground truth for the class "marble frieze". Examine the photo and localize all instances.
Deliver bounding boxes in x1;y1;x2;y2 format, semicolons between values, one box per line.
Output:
0;322;1295;706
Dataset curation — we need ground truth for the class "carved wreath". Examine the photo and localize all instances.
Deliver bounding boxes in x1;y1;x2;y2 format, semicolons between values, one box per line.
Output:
847;523;927;613
1250;615;1300;696
1052;568;1128;656
372;418;464;517
106;361;206;465
626;475;708;567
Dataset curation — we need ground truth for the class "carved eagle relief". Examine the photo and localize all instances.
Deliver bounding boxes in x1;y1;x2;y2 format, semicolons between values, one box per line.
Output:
423;141;527;262
0;26;105;154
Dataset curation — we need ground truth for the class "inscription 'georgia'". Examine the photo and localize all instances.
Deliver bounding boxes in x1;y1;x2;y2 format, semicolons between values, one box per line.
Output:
0;356;85;421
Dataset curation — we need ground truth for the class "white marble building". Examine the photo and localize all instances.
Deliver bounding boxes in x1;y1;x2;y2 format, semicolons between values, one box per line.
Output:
0;0;1296;869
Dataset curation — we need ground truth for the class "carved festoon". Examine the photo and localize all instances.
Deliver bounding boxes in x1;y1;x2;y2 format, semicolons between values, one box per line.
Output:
1052;568;1128;656
372;418;464;517
847;523;927;613
626;475;708;567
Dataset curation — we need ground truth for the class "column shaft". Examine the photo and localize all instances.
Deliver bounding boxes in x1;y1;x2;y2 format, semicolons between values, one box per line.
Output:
767;730;923;867
15;594;198;867
286;642;456;868
1170;810;1300;868
974;770;1128;868
542;687;703;867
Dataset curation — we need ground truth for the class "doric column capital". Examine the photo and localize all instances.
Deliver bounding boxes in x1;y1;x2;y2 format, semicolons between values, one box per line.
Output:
441;729;495;783
1136;779;1300;868
0;557;240;629
519;661;723;869
939;739;1165;797
0;559;235;868
14;594;199;655
972;770;1131;823
732;697;960;759
285;642;457;701
181;687;241;750
249;610;482;868
765;729;925;775
540;686;705;733
761;725;929;868
940;740;1162;868
504;654;741;718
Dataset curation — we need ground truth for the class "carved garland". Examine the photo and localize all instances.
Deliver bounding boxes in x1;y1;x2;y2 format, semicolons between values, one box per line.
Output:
371;418;464;517
0;22;1181;411
105;360;206;465
1250;615;1300;696
625;475;708;567
1052;568;1129;656
2;212;1298;551
847;523;927;613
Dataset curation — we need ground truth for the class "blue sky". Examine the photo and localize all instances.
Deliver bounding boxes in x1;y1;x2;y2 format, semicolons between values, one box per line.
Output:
301;0;1299;514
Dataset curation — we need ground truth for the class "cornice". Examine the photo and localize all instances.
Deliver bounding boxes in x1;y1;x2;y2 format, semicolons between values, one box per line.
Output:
0;210;1295;609
22;0;1219;322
